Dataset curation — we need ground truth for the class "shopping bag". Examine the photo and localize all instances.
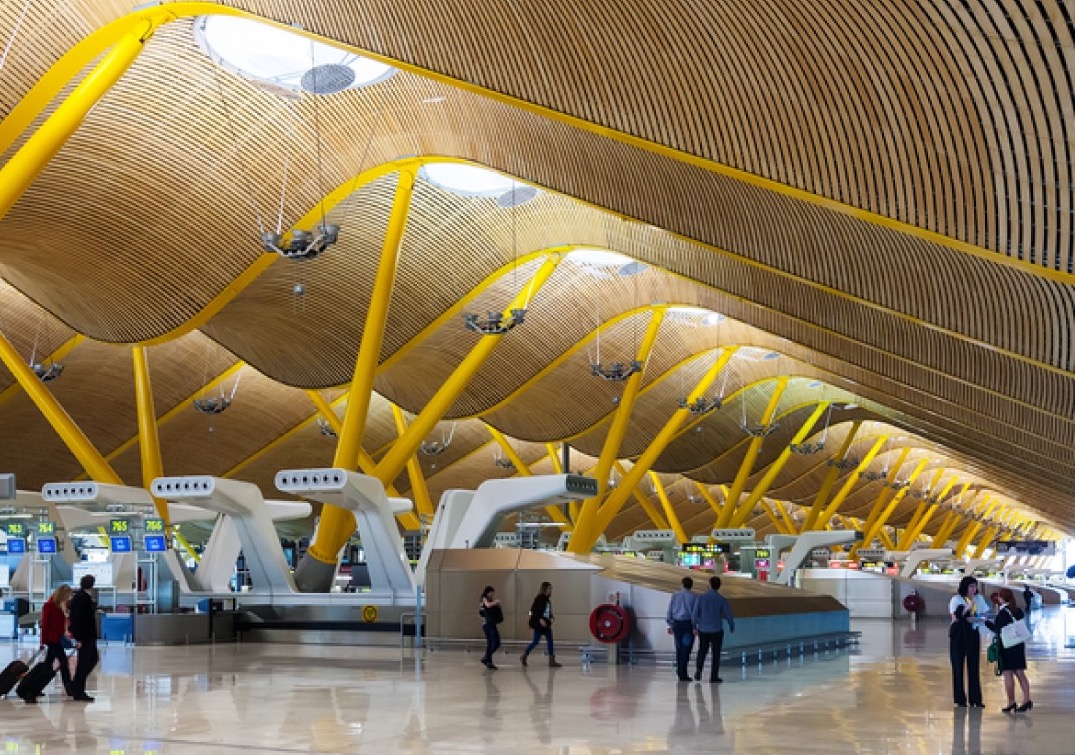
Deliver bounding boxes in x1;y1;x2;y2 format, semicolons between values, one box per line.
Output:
1001;618;1031;648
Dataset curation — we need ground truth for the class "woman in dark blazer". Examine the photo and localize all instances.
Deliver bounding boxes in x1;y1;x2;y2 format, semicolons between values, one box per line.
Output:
985;587;1033;712
521;581;561;668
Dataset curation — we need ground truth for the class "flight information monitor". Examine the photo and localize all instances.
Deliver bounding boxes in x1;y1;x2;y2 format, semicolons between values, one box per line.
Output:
37;537;57;554
109;535;132;553
143;535;166;553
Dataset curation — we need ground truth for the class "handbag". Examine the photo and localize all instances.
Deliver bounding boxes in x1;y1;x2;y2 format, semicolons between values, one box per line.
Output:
987;637;1003;675
1001;617;1031;647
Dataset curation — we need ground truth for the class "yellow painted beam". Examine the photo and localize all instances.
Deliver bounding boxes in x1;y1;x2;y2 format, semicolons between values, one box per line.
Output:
774;501;797;534
546;443;564;474
571;347;739;551
305;390;342;435
728;400;830;528
574;309;666;536
0;15;169;224
761;501;789;535
649;471;687;544
856;458;928;554
857;449;913;539
131;346;168;523
336;173;416;472
0;328;121;483
693;481;725;519
812;436;888;531
613;462;670;530
716;377;789;528
394;405;434;519
308;254;563;566
485;424;567;526
954;497;998;557
878;529;895;550
897;501;929;549
801;421;863;531
0;334;83;410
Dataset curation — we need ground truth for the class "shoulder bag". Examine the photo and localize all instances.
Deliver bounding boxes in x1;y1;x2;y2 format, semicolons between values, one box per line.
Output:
1000;610;1031;648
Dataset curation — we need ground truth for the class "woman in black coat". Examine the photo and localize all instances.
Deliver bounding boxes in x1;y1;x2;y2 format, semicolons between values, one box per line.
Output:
985;587;1032;713
521;581;561;668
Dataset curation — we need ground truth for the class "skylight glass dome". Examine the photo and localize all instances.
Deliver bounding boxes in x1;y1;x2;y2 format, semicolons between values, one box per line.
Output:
419;163;519;197
194;16;396;94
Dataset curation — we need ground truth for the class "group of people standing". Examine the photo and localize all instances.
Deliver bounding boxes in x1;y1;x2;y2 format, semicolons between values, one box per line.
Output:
666;576;735;683
948;575;1033;713
27;574;99;703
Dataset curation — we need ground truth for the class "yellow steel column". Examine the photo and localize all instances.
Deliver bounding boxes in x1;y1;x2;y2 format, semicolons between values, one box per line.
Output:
572;347;740;551
574;309;665;533
897;501;928;549
955;497;998;557
855;458;928;555
905;482;966;545
0;16;167;223
374;255;561;484
774;501;797;534
728;401;830;527
971;511;1012;559
649;472;687;543
614;462;670;529
131;346;168;523
693;481;725;519
801;421;863;531
393;405;434;519
0;334;83;410
487;424;568;527
306;390;342;435
857;449;913;540
878;529;895;550
335;172;416;472
0;329;121;484
715;378;789;528
811;436;888;531
762;501;789;534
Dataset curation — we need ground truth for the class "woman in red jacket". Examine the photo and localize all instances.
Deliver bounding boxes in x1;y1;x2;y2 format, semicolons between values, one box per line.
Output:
40;584;73;697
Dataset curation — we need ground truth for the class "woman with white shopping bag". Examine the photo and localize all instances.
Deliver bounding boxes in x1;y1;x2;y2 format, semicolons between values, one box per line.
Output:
984;588;1032;713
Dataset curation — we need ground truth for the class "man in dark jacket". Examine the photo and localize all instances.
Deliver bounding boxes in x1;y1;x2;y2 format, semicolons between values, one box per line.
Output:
691;576;735;683
68;574;98;701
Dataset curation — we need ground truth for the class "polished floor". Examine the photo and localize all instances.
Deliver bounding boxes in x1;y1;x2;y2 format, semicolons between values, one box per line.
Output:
1;608;1074;753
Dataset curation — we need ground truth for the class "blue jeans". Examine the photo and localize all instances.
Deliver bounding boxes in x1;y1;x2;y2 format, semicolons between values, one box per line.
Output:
525;625;554;656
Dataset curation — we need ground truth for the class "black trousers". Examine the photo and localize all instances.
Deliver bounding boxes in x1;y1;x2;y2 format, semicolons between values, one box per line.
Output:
949;627;982;705
70;640;98;698
482;623;501;661
44;641;73;694
695;630;725;681
672;620;694;680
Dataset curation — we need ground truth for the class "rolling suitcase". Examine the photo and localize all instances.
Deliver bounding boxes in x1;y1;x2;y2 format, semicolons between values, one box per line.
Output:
15;654;56;701
0;648;43;697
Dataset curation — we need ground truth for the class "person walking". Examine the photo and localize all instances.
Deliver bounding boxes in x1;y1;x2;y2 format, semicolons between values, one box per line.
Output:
985;588;1032;713
666;576;697;682
521;581;561;668
949;575;985;708
68;575;98;702
39;584;74;698
479;585;504;670
691;576;734;683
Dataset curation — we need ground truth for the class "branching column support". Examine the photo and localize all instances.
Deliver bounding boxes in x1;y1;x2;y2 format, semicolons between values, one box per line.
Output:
394;405;434;520
801;421;863;531
854;457;929;556
649;472;687;543
954;497;998;558
487;424;569;528
812;436;888;532
0;329;121;484
0;14;170;224
693;482;725;520
715;378;789;528
568;347;739;553
614;462;670;530
299;174;417;578
573;308;665;538
131;346;168;523
728;401;831;528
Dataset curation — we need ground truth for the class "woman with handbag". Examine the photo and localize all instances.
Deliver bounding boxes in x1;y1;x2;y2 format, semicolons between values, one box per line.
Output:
479;586;504;670
984;588;1032;713
948;576;985;707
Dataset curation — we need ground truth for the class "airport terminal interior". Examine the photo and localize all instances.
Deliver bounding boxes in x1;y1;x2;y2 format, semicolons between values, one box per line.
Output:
1;0;1075;752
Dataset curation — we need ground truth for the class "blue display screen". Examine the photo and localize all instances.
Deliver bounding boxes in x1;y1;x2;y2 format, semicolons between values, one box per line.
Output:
143;535;166;553
109;536;132;553
36;537;57;554
6;538;25;554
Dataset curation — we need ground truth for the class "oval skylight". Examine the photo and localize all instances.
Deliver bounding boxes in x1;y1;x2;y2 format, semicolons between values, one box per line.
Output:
194;16;395;94
420;163;518;197
566;249;633;268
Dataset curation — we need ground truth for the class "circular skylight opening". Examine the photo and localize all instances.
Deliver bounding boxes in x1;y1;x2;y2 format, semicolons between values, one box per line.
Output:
194;16;396;94
419;163;517;197
566;249;633;268
666;307;722;325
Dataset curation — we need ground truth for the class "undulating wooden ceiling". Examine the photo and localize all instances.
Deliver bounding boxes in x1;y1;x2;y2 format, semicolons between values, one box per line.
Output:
0;0;1072;544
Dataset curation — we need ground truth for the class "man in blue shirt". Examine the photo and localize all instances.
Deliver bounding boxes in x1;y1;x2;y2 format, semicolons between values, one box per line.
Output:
666;576;697;682
691;576;735;683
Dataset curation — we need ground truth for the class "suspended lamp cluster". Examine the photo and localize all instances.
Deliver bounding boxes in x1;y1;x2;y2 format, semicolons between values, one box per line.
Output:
261;224;340;261
193;371;242;415
464;308;527;335
420;423;456;456
317;417;337;438
31;361;63;383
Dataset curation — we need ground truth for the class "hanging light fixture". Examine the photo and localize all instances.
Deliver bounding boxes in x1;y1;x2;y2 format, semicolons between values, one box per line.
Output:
30;360;63;383
420;422;456;456
679;356;732;415
193;370;242;415
492;449;516;470
463;180;527;335
317;417;338;438
738;389;780;437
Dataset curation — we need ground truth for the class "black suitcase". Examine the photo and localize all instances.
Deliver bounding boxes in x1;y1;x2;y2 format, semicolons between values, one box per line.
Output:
0;659;28;696
15;660;55;700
